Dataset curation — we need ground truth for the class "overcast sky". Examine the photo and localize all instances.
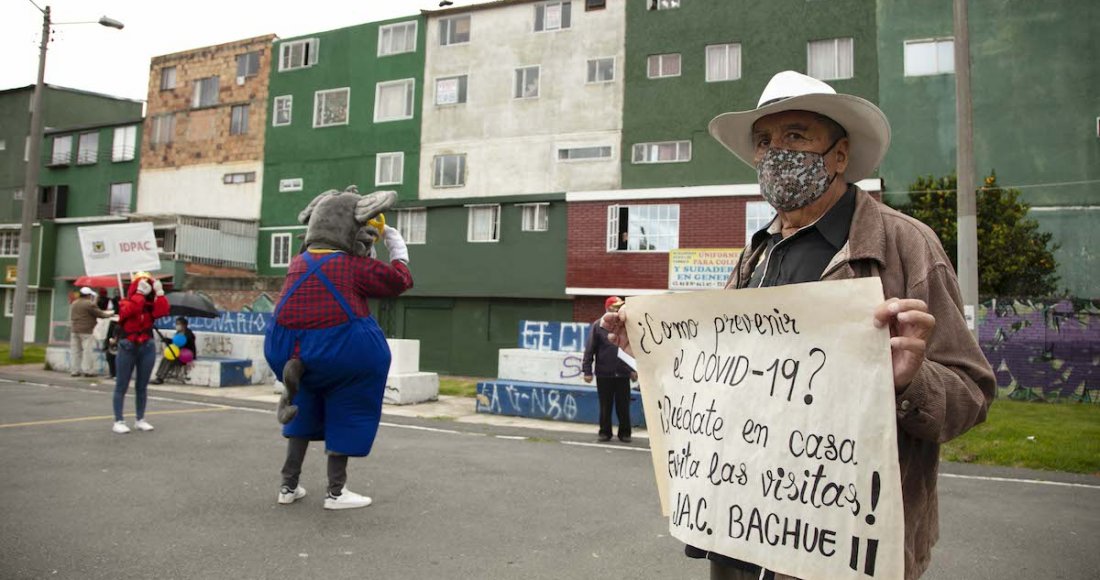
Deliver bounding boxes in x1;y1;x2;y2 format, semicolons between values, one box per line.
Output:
1;0;489;103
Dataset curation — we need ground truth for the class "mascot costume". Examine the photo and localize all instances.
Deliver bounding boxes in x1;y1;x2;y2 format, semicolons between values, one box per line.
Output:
265;186;412;510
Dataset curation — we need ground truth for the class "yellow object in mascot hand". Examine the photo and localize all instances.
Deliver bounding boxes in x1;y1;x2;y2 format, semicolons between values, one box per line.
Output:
367;213;385;233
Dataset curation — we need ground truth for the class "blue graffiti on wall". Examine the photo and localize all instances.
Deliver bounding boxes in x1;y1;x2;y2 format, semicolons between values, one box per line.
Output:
518;320;592;353
156;311;271;335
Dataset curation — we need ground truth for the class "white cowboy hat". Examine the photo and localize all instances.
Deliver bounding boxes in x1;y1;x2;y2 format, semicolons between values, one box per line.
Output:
708;70;891;183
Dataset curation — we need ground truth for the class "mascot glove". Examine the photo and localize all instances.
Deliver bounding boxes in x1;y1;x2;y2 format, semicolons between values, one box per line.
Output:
153;279;165;296
136;280;152;295
382;225;409;264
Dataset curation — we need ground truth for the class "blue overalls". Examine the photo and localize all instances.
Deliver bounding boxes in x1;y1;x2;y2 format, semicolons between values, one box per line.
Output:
264;252;392;457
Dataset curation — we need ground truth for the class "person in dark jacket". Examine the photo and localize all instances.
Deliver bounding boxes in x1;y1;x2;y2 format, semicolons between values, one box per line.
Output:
104;295;120;379
582;296;637;443
152;317;197;384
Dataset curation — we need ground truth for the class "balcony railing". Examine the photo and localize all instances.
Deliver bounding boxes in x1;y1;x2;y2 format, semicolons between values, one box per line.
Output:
174;216;258;270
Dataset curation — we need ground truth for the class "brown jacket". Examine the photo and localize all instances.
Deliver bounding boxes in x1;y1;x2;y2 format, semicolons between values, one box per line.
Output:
726;189;995;580
69;297;112;335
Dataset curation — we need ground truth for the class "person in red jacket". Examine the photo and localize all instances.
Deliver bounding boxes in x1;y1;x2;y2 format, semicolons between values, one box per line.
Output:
112;272;170;434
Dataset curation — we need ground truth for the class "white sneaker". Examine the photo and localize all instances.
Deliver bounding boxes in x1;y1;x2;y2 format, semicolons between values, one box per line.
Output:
112;421;131;434
278;485;307;505
323;488;372;510
134;419;154;432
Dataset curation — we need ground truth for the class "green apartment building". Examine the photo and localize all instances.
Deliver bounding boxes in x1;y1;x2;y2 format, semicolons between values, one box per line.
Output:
0;85;142;343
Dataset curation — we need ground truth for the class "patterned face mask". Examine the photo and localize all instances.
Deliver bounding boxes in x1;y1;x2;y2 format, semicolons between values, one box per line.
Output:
756;139;840;212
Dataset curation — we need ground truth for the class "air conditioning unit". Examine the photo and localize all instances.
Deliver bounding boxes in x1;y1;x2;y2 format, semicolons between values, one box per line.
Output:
236;76;246;86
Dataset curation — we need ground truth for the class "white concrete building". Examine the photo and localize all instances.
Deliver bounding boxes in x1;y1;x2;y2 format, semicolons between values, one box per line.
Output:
420;0;625;199
136;162;263;221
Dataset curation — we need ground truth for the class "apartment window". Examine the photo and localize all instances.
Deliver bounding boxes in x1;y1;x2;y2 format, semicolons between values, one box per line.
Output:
648;0;680;10
4;289;36;317
50;135;72;165
108;183;132;215
586;57;615;83
0;231;18;257
433;154;466;188
520;203;549;232
439;16;471;46
632;140;691;164
76;132;99;165
379;21;418;56
558;146;612;161
236;51;261;80
0;140;5;151
280;38;319;71
376;152;404;185
435;75;468;105
271;233;292;268
13;190;23;201
160;66;176;90
514;66;540;99
467;205;500;242
647;54;681;78
154;228;176;255
607;204;679;252
151;114;175;145
230;105;250;135
279;178;303;192
223;172;256;185
192;76;219;108
585;0;606;10
314;88;351;128
706;43;742;82
807;37;854;81
273;95;293;126
535;2;572;32
394;208;427;245
744;201;777;245
374;79;415;122
112;125;137;162
904;38;955;77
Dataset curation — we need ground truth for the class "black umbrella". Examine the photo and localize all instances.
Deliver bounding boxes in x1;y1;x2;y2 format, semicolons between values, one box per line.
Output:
166;292;219;319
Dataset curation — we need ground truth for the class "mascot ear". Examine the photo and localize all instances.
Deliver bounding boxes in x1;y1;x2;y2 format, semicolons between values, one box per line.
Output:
354;190;398;225
297;190;341;225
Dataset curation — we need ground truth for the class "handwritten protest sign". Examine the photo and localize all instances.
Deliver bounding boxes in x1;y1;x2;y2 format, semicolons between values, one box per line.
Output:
624;278;903;580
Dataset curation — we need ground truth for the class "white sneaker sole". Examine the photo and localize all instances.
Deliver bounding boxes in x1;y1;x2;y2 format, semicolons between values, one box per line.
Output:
324;497;373;510
278;488;307;505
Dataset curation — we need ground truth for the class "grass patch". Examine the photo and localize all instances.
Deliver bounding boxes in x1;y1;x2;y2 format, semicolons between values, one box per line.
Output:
941;400;1100;474
438;376;482;398
0;343;46;367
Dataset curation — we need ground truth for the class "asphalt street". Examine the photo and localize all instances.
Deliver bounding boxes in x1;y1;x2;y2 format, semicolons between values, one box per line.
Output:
0;378;1097;580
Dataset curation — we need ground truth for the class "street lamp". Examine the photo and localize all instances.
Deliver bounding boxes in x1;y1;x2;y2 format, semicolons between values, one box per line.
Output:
9;4;125;360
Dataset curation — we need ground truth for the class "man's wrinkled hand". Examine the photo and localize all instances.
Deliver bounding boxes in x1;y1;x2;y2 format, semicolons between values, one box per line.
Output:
583;375;593;383
601;310;632;357
873;298;936;392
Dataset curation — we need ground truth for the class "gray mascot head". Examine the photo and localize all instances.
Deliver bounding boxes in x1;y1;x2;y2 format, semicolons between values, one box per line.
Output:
298;185;396;256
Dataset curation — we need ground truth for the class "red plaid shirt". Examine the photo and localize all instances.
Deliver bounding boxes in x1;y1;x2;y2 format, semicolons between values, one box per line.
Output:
275;251;413;329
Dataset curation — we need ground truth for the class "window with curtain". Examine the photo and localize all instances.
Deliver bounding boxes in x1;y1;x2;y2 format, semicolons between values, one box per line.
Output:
395;209;427;244
904;38;954;76
77;132;99;164
807;37;854;81
50;135;72;165
706;43;742;82
375;79;415;122
112;126;137;162
467;205;500;242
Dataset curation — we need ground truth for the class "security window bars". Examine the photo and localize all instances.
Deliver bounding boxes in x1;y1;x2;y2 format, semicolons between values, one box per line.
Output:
744;201;777;245
514;66;540;99
108;182;132;215
558;146;612;161
535;2;572;32
440;15;471;46
607;204;679;252
112;126;137;162
467;205;500;242
632;140;691;164
379;21;418;56
50;135;72;165
433;154;466;188
314;88;350;128
271;233;291;267
394;209;427;245
904;38;955;77
273;95;293;126
807;37;854;81
435;75;468;105
76;132;98;165
706;43;742;82
280;38;319;71
586;57;614;83
230;105;250;135
520;203;549;232
376;152;404;186
236;51;261;78
160;66;176;90
647;53;681;78
192;76;219;108
374;79;415;122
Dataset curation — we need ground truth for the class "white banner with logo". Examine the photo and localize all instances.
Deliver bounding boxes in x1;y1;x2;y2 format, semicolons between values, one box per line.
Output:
77;222;161;276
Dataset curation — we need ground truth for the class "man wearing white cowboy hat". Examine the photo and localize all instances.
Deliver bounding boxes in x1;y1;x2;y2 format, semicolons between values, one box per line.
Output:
604;71;994;580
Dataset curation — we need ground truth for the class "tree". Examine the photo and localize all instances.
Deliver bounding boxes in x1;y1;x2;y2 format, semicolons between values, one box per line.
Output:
901;171;1059;297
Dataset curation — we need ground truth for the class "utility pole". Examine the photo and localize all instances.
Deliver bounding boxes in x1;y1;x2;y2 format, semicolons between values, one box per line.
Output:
953;0;978;338
10;5;50;360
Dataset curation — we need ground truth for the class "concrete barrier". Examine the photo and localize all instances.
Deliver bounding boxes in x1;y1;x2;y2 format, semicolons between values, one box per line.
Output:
475;379;646;427
497;348;587;386
385;339;439;405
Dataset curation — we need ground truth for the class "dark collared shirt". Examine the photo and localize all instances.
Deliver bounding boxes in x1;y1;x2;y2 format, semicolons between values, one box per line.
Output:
747;185;856;288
